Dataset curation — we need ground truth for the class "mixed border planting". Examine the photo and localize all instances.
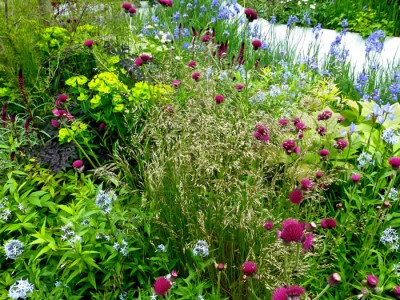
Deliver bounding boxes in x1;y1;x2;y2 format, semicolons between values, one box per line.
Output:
1;0;400;299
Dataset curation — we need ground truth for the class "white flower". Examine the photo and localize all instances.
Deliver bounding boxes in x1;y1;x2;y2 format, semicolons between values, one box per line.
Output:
310;3;316;9
4;240;24;260
156;244;167;253
382;128;398;145
95;189;117;214
193;240;209;257
8;279;34;299
381;227;399;251
357;152;374;168
0;209;11;221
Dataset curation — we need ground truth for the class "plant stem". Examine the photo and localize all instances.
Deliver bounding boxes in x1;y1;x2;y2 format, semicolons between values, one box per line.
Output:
293;242;301;275
313;284;330;300
4;0;8;29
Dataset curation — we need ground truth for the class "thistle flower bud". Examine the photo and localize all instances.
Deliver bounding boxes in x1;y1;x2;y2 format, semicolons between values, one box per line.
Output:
328;273;341;286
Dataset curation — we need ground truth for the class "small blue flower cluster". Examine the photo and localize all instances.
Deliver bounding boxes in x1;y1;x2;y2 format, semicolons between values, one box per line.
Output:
303;13;311;26
365;30;385;54
389;70;400;101
312;23;322;39
287;15;299;28
329;35;349;62
355;73;370;94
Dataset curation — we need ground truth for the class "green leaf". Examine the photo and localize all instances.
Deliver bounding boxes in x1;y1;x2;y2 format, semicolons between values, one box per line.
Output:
35;245;51;260
58;205;74;215
88;272;97;290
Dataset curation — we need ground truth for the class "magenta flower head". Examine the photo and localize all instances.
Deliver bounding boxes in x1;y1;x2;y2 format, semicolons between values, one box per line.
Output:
366;275;378;288
320;149;330;157
58;94;68;102
320;218;337;229
289;189;303;204
350;173;361;182
252;39;262;50
128;7;137;15
259;135;270;142
72;160;83;169
328;273;342;286
51;119;60;128
242;261;257;276
317;110;333;121
215;94;224;104
134;57;143;67
279;118;289;126
140;54;153;62
170;270;178;282
122;2;132;10
172;80;181;88
264;221;274;230
83;39;94;47
192;72;201;81
236;84;244;90
280;219;305;243
337;115;345;123
316;171;324;178
300;178;313;191
335;139;348;152
253;131;262;139
394;286;400;298
272;287;287;300
99;122;106;131
153;277;172;296
282;139;297;154
302;232;314;251
255;123;268;135
389;157;400;170
201;35;211;43
316;126;327;136
244;8;258;22
187;60;196;68
295;122;307;132
158;0;173;6
286;285;305;298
